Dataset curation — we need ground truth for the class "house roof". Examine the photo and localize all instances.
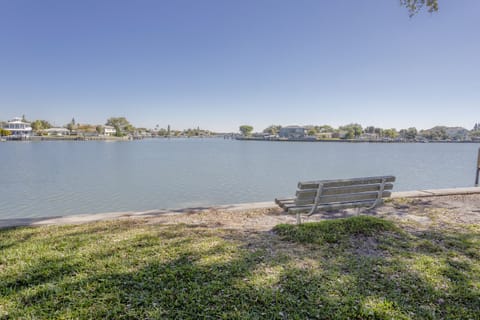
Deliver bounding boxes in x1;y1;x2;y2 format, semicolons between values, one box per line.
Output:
44;128;69;132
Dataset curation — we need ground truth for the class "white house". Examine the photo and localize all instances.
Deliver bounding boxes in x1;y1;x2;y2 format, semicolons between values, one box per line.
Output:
104;125;116;136
2;117;32;137
44;128;70;136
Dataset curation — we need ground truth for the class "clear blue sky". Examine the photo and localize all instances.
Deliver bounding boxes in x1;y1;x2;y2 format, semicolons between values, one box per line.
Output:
1;0;479;132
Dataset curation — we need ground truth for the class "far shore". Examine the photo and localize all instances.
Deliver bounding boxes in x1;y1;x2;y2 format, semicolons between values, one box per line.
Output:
3;135;480;143
236;136;480;143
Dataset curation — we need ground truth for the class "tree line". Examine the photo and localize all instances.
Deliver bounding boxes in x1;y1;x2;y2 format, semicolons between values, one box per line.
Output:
0;116;215;138
239;123;480;141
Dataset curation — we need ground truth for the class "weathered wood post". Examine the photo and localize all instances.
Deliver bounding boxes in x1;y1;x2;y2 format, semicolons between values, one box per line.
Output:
476;148;480;186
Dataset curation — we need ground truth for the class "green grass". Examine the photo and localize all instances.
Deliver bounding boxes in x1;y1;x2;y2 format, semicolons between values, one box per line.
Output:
273;216;401;244
0;216;479;319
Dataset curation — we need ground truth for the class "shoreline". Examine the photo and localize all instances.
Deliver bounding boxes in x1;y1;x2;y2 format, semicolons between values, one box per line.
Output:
1;186;480;229
236;137;480;143
2;135;480;143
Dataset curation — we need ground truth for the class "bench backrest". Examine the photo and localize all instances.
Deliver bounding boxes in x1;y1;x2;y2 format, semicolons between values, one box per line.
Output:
294;175;395;207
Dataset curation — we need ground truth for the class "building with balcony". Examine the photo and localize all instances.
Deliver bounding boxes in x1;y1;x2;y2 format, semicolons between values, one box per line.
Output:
2;117;32;138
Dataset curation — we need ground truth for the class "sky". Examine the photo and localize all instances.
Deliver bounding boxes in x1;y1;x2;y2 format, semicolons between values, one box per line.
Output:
0;0;479;132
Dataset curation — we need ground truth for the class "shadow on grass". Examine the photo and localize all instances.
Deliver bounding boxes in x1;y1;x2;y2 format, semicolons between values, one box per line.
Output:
0;227;37;251
1;218;479;319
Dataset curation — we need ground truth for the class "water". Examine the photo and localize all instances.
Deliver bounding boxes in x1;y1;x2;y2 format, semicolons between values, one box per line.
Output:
1;139;478;218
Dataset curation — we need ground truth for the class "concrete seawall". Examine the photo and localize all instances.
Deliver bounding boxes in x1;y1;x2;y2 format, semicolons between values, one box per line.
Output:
1;187;480;229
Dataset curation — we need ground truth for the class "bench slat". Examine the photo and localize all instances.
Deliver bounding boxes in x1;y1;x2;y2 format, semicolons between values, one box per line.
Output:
296;183;394;199
275;198;295;208
275;198;294;205
287;200;379;214
283;203;317;212
298;175;395;189
294;190;391;206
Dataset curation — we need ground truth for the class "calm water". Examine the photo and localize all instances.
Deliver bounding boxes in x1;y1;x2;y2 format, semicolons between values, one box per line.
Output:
1;139;479;218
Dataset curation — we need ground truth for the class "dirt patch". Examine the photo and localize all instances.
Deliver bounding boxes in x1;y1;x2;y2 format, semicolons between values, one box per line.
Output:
350;235;386;258
135;194;480;234
374;194;480;233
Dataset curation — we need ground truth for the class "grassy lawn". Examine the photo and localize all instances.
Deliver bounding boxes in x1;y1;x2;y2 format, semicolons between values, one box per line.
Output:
1;215;479;319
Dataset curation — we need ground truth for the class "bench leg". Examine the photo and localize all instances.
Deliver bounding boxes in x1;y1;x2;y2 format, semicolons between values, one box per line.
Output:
296;213;302;225
356;207;361;216
366;177;387;210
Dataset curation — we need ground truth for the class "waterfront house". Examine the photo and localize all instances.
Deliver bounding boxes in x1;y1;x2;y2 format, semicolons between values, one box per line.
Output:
44;127;70;136
278;126;307;139
359;133;379;141
445;127;469;141
104;125;116;136
318;132;334;139
76;125;99;137
2;117;32;138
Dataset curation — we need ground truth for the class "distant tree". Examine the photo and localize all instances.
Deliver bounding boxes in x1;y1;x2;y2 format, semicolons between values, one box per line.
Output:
239;125;253;136
106;117;134;136
383;128;399;139
420;127;448;141
316;125;334;133
340;123;363;138
184;128;200;137
406;127;418;140
186;128;211;137
106;117;130;128
21;114;27;122
114;125;123;137
31;120;52;132
400;0;438;16
167;125;171;136
0;128;12;136
353;125;363;138
307;128;318;136
263;125;282;135
399;127;418;140
157;128;168;136
96;125;104;134
344;129;355;140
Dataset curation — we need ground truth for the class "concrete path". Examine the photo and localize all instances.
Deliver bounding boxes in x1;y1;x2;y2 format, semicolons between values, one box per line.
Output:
1;187;480;229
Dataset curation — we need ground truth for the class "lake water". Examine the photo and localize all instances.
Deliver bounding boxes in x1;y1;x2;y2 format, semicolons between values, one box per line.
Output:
1;139;479;219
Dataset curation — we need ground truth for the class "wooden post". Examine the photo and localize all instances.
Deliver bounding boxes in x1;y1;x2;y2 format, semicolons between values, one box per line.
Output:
476;148;480;186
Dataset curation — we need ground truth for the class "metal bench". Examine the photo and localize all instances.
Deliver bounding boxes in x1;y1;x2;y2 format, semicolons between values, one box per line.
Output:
275;175;395;223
